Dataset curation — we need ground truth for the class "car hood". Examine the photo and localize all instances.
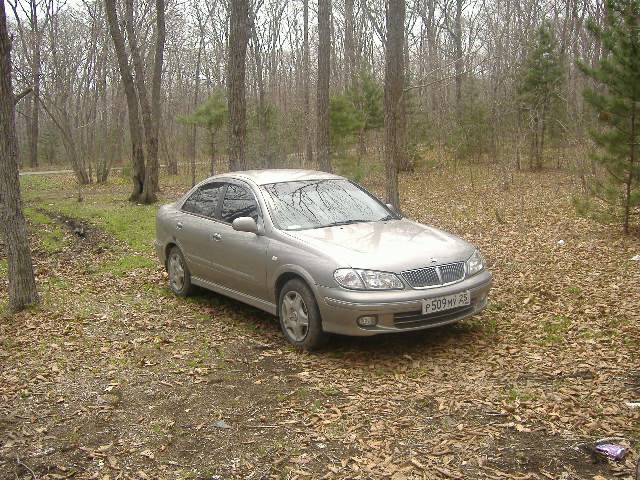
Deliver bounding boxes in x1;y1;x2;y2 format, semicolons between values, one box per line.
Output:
283;219;475;272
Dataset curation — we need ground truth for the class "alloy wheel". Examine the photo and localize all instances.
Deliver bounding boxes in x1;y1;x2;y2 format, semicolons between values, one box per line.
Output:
281;291;309;342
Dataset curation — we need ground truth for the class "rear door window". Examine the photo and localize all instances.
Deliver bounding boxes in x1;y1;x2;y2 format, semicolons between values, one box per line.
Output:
220;184;259;223
182;182;225;218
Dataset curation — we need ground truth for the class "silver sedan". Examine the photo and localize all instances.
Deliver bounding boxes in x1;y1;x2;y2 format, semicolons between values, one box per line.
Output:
155;170;492;350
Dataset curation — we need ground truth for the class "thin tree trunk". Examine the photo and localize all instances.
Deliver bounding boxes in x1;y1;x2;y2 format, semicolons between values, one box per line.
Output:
624;105;636;234
384;0;405;210
210;128;216;176
191;38;202;187
0;1;38;312
344;0;355;89
104;0;146;201
124;0;162;203
454;0;464;112
317;0;332;172
303;0;312;166
251;21;271;168
228;0;249;171
28;0;40;169
142;0;165;202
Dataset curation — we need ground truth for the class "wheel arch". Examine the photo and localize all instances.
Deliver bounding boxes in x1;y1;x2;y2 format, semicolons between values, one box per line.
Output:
274;269;318;315
164;242;178;269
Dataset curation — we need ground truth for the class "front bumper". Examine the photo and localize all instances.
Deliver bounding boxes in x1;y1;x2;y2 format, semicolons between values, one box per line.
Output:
316;270;492;336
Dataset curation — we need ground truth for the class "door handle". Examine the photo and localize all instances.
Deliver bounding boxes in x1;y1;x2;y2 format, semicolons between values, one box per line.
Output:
211;232;222;241
176;222;183;230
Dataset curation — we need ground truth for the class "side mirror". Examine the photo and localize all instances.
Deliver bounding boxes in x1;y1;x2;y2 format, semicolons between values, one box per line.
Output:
232;217;258;234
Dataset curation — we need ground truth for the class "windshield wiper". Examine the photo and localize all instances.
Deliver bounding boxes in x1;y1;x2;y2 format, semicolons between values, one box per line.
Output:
320;219;371;228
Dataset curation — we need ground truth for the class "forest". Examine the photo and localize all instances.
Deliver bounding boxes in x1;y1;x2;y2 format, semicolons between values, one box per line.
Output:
2;0;637;217
1;0;640;479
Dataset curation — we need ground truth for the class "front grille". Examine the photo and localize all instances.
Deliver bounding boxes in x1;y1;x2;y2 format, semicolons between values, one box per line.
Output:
394;305;473;329
402;262;465;289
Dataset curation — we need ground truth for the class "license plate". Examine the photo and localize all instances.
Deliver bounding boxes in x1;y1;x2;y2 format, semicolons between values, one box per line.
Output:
421;291;470;315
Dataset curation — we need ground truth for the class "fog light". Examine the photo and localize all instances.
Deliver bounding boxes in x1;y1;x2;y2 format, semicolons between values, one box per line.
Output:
357;315;378;327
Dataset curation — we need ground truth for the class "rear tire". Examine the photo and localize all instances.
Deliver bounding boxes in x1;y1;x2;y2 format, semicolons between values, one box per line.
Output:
167;246;193;297
278;279;329;351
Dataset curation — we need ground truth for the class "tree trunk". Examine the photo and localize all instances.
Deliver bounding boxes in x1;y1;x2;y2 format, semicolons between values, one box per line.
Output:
228;0;249;171
0;1;39;312
251;20;271;168
623;106;636;234
317;0;332;172
454;0;464;113
124;0;162;203
384;0;405;210
141;0;166;203
210;128;216;176
303;0;313;166
104;0;146;201
28;0;40;169
344;0;355;89
191;37;202;187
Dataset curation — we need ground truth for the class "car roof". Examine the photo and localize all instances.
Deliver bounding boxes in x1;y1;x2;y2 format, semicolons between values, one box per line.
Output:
212;169;344;186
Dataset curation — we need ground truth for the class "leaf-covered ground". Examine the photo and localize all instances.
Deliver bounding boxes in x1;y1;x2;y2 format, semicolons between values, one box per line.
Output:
1;165;639;480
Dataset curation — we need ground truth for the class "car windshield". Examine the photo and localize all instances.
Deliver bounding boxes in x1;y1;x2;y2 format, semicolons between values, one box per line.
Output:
260;179;397;231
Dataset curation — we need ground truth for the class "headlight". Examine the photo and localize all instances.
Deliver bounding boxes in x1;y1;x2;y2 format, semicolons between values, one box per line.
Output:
334;269;404;290
466;250;485;277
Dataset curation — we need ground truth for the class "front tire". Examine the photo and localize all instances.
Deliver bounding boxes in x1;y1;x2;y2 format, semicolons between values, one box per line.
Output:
167;246;193;296
278;279;328;351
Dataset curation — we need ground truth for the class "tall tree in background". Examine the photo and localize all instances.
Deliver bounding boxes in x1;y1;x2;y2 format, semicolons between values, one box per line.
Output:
0;0;39;311
317;0;332;172
228;0;249;171
123;0;165;202
518;23;564;170
303;0;312;166
104;0;157;202
384;0;405;209
580;0;640;234
8;0;44;168
344;0;355;89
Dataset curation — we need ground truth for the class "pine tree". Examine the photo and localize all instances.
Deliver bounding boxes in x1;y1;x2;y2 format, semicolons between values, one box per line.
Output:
518;22;564;170
178;91;228;176
579;0;640;235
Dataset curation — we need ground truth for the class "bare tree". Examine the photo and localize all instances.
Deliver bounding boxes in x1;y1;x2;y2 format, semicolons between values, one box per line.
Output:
228;0;249;171
105;0;165;203
344;0;355;88
317;0;332;172
384;0;405;209
0;0;38;312
104;0;146;200
303;0;312;166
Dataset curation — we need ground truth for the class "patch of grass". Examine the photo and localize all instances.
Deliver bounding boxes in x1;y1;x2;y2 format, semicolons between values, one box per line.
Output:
44;275;70;291
24;207;54;225
458;315;499;337
565;286;582;295
505;386;536;403
319;386;341;397
23;207;68;253
0;259;7;278
540;315;572;345
41;197;157;251
100;254;156;277
40;228;66;253
487;301;505;312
